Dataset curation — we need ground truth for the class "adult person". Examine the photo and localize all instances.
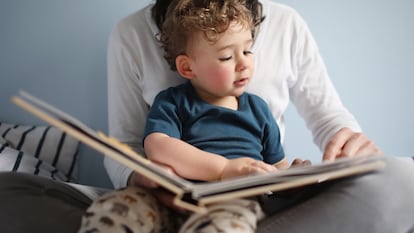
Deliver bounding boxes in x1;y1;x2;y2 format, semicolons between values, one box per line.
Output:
104;0;382;192
88;0;414;232
104;0;378;191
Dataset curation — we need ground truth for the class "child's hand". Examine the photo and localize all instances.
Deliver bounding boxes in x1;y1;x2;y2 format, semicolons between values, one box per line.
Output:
220;157;276;180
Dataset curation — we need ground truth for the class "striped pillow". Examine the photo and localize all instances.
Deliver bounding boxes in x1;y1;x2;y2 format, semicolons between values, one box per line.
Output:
0;122;79;182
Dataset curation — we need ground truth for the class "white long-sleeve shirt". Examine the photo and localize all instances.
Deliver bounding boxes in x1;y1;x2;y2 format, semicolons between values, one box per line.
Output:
105;0;361;188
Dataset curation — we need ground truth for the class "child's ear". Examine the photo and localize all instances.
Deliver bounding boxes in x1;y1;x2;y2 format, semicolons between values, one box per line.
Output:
176;55;195;80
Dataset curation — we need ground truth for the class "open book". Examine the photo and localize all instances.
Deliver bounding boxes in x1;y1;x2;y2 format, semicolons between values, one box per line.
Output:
11;91;386;213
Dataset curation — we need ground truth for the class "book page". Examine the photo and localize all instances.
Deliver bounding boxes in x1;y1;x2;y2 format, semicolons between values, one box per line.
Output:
11;91;194;193
191;155;384;198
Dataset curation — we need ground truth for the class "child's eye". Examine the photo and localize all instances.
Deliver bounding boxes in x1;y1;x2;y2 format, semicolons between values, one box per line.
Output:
219;56;232;61
244;51;253;55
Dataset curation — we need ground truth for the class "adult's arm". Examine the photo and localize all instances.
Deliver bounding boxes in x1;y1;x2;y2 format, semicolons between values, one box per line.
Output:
284;7;381;158
287;11;361;152
104;22;149;188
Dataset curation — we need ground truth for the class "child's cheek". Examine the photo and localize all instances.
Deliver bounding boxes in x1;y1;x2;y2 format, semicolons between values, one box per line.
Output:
206;67;232;83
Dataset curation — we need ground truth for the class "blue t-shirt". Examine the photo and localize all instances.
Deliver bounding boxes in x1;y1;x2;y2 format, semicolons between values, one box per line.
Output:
144;82;284;164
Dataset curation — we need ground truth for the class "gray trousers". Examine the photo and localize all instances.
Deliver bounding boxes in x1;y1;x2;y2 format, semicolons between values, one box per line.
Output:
0;172;92;233
259;157;414;232
0;157;413;233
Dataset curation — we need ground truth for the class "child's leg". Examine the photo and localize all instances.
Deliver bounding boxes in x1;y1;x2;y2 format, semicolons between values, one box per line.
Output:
78;187;176;233
180;199;265;233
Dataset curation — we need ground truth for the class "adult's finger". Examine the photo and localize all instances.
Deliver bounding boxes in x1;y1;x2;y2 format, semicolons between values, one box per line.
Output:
323;128;353;161
128;172;159;188
128;164;176;188
339;132;370;157
341;137;383;157
150;188;187;212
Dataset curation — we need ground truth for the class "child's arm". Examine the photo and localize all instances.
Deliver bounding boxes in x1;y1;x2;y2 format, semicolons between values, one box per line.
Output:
144;132;275;181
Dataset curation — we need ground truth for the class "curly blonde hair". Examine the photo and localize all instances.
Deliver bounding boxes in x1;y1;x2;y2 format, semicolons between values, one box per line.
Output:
159;0;262;71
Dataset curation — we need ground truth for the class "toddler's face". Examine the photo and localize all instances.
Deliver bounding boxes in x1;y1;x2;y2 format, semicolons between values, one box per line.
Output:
186;22;254;99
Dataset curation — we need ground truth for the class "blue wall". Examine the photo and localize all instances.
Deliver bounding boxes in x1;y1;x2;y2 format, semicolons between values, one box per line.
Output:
1;0;413;187
0;0;148;187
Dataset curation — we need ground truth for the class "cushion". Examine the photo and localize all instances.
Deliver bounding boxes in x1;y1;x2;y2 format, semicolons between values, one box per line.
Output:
0;122;79;182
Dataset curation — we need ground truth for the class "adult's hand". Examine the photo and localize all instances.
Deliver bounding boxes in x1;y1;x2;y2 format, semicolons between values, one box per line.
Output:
127;164;185;210
323;127;383;161
128;163;175;188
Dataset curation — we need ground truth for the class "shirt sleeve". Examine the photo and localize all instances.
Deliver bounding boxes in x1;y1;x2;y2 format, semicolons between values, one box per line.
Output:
255;97;285;164
288;12;361;151
143;89;182;141
104;21;148;189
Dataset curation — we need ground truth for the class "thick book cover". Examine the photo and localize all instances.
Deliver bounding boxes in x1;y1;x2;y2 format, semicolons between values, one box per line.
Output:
11;91;386;213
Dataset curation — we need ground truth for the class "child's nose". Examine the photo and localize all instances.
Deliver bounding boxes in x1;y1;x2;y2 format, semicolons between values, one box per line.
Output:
236;57;249;72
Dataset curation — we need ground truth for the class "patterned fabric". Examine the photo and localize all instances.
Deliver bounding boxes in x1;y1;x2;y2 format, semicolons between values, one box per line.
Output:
78;187;180;233
78;187;265;233
0;122;79;182
180;199;265;233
